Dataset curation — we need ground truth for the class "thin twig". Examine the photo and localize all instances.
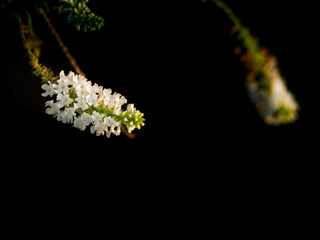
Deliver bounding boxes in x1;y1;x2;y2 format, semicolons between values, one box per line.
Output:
39;7;86;77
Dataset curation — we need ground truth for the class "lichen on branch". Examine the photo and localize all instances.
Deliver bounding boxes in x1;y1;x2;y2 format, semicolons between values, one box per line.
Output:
17;13;58;83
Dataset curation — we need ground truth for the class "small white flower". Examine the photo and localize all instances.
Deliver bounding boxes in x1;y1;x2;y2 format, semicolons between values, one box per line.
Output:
56;111;64;122
73;116;87;131
109;119;120;135
111;118;119;127
91;83;103;94
81;112;92;126
109;125;115;135
74;96;88;111
45;100;60;115
106;130;112;138
127;104;135;112
104;116;113;126
127;126;135;133
66;71;76;83
103;88;112;97
60;107;76;123
113;108;121;115
76;83;89;98
59;70;72;85
59;70;66;79
91;111;104;124
120;96;127;106
53;79;70;94
108;94;120;108
41;82;55;97
90;120;107;136
114;125;121;136
86;92;99;107
56;93;73;109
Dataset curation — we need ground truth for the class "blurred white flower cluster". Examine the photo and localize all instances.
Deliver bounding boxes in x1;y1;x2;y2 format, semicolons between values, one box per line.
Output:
202;0;299;126
247;57;299;125
41;71;144;137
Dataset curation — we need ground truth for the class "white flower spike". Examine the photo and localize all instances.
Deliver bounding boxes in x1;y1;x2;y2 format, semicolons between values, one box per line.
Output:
42;71;145;137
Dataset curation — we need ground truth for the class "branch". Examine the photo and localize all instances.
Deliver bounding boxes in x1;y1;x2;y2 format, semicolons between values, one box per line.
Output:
39;7;86;77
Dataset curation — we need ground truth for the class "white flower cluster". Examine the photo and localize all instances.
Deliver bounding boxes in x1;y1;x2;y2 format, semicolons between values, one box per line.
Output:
247;57;299;125
41;71;144;137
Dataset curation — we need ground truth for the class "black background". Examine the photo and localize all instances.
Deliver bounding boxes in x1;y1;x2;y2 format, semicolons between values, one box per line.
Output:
0;1;318;219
